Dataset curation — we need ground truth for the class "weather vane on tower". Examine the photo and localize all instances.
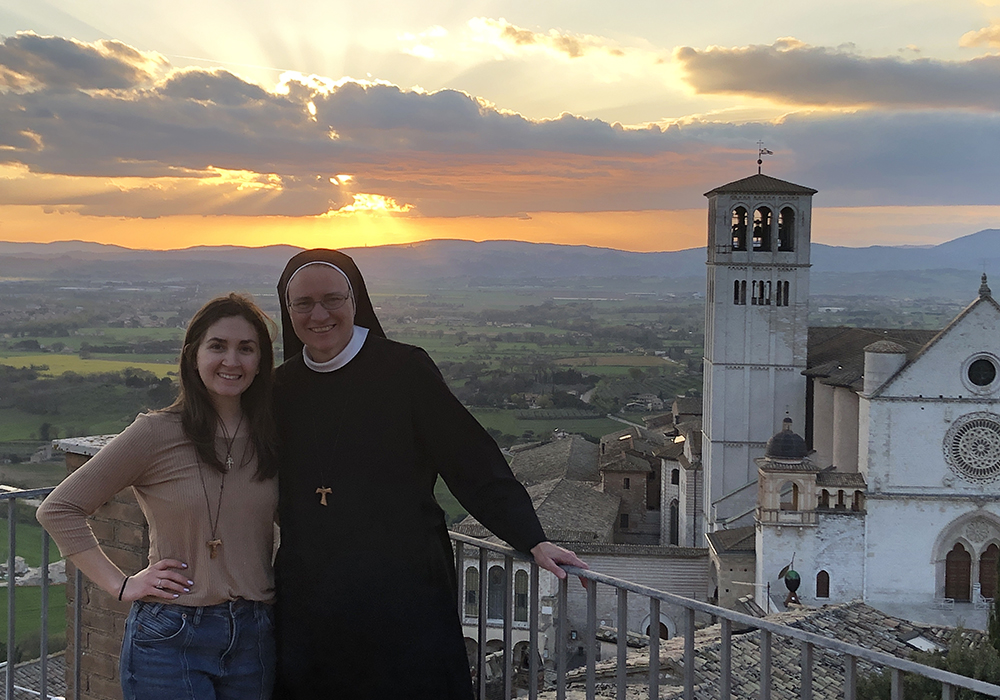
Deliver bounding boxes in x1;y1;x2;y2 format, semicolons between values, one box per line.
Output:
757;140;773;174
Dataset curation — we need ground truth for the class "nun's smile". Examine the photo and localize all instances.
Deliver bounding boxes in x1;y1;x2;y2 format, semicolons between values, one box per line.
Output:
286;265;356;363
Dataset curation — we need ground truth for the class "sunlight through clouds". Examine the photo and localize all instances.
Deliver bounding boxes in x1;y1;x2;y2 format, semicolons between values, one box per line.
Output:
326;193;414;215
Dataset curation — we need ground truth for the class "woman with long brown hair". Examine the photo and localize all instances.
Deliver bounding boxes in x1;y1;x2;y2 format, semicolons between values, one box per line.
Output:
38;293;279;700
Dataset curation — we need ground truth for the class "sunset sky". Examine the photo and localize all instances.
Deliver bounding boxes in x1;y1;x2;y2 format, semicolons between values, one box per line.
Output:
1;0;999;252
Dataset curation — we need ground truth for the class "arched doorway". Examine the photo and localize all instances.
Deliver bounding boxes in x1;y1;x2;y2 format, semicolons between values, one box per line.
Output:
981;543;1000;599
945;543;972;601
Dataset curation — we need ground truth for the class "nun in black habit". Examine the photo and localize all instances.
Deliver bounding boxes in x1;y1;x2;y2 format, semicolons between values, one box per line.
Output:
272;249;587;699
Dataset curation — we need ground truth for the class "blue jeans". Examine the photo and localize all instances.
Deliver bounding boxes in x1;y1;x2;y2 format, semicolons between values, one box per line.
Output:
121;599;275;700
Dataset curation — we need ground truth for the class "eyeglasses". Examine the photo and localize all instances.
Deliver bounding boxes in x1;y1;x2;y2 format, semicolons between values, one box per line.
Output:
287;294;351;314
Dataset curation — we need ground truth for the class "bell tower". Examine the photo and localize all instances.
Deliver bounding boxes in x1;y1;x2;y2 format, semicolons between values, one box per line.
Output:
700;173;817;540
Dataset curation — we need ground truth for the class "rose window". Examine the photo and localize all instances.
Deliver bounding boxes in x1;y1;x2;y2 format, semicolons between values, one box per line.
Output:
945;412;1000;483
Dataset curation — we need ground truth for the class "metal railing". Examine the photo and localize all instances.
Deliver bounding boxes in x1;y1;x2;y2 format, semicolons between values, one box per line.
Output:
2;486;81;700
450;531;1000;700
5;489;1000;700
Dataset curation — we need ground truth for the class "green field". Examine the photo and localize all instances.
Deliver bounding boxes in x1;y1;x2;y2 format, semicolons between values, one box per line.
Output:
0;354;176;378
0;585;67;655
0;515;67;655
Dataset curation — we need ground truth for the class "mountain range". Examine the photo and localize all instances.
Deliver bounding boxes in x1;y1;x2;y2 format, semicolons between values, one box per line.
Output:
1;229;998;298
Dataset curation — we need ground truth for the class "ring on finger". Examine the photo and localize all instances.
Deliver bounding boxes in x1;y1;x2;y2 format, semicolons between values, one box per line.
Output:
156;578;162;588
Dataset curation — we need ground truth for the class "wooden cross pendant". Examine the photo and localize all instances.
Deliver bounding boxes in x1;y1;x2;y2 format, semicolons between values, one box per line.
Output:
316;487;332;506
207;538;222;558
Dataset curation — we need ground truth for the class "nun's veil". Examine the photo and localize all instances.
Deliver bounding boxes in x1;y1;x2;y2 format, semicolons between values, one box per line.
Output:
277;249;386;363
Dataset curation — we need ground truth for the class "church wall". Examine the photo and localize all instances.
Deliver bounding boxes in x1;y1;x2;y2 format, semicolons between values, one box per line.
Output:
660;471;680;545
755;513;865;610
680;465;703;548
832;387;860;471
711;549;757;611
564;551;709;640
864;498;1000;605
812;381;835;468
864;398;1000;494
879;302;1000;400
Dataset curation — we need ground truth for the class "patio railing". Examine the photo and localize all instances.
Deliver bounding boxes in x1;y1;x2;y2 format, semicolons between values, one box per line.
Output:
450;531;1000;700
5;488;1000;700
2;485;81;700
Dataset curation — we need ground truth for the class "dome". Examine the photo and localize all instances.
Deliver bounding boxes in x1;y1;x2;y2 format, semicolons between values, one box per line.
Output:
765;418;809;460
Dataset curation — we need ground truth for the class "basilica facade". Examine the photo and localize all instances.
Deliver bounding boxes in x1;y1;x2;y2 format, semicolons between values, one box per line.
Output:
698;172;1000;621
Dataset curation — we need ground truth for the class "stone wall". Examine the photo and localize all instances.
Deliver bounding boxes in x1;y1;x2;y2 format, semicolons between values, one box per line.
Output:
60;437;147;700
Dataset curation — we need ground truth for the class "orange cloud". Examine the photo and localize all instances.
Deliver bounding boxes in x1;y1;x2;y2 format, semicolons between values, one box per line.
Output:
960;22;1000;48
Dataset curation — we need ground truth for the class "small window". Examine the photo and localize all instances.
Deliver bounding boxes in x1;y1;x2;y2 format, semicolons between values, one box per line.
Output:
514;570;529;622
816;570;830;598
623;477;631;489
620;513;629;529
671;468;680;485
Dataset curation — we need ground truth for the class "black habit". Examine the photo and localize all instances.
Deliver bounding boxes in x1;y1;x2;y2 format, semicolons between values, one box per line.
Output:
272;334;547;699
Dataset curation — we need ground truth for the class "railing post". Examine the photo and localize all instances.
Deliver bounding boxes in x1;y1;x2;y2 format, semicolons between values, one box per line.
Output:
503;555;514;700
6;497;16;700
586;579;597;698
556;576;568;700
648;597;659;700
455;540;465;620
40;529;50;700
73;568;82;700
529;564;539;700
477;547;488;700
720;617;732;700
684;607;695;700
801;641;813;700
941;682;955;700
760;629;772;700
891;668;903;700
617;588;627;700
844;654;857;700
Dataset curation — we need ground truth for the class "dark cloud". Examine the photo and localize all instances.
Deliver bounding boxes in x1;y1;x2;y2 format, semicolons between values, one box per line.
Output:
1;36;997;217
161;69;272;106
0;31;165;90
676;39;1000;110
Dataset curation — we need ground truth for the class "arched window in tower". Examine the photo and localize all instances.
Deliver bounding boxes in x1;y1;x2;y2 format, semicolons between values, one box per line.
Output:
751;280;758;305
671;468;680;485
775;279;784;306
465;567;479;617
778;207;795;251
816;570;830;598
669;499;679;545
765;281;772;305
741;280;747;305
731;207;748;251
487;565;506;619
779;481;799;510
980;543;999;599
753;207;772;251
945;543;972;601
514;570;529;622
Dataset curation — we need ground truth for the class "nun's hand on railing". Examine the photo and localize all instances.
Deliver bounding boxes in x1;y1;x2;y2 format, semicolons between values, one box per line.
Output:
530;541;590;587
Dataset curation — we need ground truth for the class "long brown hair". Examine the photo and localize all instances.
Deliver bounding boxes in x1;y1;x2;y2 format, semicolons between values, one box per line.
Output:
166;293;278;479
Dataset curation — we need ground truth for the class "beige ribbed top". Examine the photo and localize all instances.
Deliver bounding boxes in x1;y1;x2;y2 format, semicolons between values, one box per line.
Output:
37;411;277;606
